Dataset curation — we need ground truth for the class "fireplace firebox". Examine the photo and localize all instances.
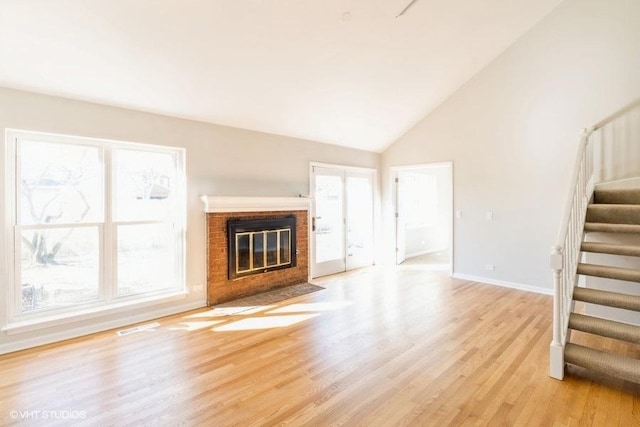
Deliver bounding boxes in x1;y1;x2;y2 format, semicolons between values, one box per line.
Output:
227;216;297;280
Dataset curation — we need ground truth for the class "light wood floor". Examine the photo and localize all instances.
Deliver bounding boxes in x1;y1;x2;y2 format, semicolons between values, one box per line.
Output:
1;266;639;426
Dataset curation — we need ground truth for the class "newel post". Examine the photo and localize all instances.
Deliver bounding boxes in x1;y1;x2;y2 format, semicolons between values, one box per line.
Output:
549;245;565;379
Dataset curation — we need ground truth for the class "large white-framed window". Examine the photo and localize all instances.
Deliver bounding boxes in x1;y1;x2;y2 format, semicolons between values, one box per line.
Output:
5;130;186;325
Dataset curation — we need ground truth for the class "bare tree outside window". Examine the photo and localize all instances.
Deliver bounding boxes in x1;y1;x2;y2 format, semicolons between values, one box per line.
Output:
19;141;102;311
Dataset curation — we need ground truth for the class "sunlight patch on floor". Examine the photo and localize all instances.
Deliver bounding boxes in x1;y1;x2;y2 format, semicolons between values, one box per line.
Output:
267;301;352;314
184;305;276;318
212;313;320;331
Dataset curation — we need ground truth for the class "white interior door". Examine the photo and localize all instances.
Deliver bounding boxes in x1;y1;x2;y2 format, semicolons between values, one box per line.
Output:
311;165;374;278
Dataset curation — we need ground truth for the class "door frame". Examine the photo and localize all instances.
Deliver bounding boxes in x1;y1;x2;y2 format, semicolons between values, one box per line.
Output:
390;162;453;275
309;162;378;279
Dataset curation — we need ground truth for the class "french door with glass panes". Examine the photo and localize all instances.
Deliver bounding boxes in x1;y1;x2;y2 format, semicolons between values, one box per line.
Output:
311;165;374;278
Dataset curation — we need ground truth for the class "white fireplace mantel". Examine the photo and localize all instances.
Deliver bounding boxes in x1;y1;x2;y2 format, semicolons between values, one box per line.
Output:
200;196;310;213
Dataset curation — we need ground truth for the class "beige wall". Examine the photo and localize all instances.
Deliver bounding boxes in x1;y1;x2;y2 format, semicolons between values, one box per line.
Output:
0;87;380;353
382;0;640;291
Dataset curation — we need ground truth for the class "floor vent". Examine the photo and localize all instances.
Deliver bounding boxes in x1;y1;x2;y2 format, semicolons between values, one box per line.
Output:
117;322;161;336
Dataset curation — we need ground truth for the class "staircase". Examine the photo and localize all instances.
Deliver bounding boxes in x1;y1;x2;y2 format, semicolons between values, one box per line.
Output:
563;185;640;382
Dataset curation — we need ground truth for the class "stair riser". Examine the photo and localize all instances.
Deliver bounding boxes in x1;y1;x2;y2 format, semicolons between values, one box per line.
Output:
586;205;640;225
573;288;640;312
577;265;640;283
565;343;640;384
594;190;640;205
574;296;640;311
584;223;640;234
569;315;640;344
580;244;640;257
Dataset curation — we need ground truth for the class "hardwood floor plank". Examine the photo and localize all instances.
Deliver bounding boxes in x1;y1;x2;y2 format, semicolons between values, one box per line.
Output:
1;266;639;426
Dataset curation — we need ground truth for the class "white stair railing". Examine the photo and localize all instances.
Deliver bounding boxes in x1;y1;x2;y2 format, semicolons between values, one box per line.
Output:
549;97;640;380
549;129;595;380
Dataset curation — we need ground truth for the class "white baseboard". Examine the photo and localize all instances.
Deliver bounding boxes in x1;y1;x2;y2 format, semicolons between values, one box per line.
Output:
452;273;553;296
0;301;206;355
405;248;449;259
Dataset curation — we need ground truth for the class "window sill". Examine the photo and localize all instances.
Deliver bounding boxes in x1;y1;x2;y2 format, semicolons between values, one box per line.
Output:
2;291;189;335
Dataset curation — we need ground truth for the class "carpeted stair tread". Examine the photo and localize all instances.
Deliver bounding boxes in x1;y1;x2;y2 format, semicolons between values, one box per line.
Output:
594;188;640;205
584;222;640;234
577;263;640;283
586;204;640;225
573;287;640;311
565;343;640;383
569;313;640;344
581;242;640;257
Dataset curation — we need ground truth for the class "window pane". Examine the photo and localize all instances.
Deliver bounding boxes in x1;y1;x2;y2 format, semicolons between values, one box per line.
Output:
280;230;291;264
19;140;103;225
314;175;344;263
20;227;100;312
253;233;265;269
266;231;278;266
236;234;250;272
117;224;178;296
114;149;176;221
346;176;373;252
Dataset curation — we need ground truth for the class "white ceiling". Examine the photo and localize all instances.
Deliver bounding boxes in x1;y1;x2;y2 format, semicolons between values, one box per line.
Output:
0;0;563;152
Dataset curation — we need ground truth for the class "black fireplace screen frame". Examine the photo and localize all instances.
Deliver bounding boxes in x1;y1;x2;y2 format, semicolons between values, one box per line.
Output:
227;216;297;280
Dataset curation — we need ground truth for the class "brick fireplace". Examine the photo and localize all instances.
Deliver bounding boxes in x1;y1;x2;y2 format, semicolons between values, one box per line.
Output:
201;196;310;305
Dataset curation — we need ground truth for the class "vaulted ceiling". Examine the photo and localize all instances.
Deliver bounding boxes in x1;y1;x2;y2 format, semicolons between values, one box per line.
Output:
0;0;564;152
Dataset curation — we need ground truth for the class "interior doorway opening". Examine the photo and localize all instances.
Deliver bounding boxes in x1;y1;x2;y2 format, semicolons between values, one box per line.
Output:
393;163;453;273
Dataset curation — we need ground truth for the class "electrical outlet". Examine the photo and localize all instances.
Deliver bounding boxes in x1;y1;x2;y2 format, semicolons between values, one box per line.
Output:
485;264;495;271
